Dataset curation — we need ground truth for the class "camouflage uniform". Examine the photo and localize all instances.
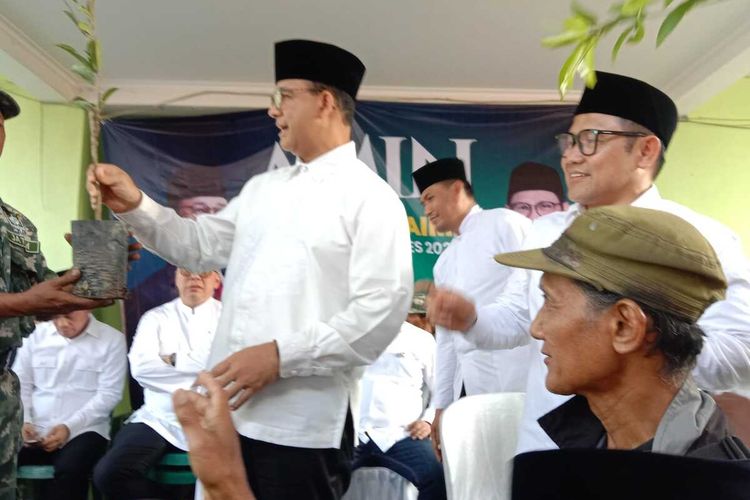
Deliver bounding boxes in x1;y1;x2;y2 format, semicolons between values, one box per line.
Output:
0;197;54;499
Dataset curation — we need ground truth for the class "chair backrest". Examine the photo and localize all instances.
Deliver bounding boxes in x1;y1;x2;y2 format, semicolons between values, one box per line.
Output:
342;466;419;500
147;452;196;485
17;465;55;480
440;392;525;500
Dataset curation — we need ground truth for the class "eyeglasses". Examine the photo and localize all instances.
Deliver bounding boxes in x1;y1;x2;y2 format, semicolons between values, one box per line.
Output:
177;269;216;279
270;86;317;109
555;129;647;156
509;201;561;217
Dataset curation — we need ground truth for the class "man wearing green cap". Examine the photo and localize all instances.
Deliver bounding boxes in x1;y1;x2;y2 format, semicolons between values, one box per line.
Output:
497;205;748;458
428;72;750;455
0;90;114;498
88;40;412;498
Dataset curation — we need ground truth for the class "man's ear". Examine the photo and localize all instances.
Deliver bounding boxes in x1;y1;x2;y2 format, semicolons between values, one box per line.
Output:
610;298;650;355
450;179;464;198
636;135;662;172
318;89;337;118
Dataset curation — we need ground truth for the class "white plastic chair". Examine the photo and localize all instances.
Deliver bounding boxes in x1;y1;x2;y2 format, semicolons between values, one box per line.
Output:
342;466;419;500
440;392;526;500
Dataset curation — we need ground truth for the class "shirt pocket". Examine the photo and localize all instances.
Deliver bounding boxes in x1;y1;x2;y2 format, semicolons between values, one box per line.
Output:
71;360;103;391
31;356;58;389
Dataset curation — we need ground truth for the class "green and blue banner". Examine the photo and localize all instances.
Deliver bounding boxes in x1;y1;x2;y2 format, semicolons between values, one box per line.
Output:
102;101;573;404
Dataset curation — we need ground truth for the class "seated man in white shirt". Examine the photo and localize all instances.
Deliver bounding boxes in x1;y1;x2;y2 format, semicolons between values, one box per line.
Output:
354;293;446;500
13;307;127;500
94;268;221;499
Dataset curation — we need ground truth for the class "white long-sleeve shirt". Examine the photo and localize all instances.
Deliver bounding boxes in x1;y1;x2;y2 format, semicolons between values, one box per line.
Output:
465;186;750;453
433;205;531;409
358;321;436;453
13;315;127;442
117;141;413;448
128;297;222;450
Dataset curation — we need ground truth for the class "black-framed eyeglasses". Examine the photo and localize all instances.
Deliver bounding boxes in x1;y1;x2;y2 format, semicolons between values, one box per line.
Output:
270;86;317;109
509;201;562;217
555;129;647;156
177;269;216;279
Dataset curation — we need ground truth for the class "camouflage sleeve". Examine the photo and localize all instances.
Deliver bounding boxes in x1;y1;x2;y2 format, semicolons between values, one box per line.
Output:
0;201;51;349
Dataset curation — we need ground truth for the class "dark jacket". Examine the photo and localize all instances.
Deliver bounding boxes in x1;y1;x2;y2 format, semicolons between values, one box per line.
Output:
538;380;750;460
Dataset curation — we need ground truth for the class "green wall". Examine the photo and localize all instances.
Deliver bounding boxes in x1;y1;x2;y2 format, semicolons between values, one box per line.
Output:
658;77;750;252
0;92;90;270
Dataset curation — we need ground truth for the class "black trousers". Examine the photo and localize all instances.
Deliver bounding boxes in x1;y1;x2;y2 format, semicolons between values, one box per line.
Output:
93;422;181;500
240;411;354;500
17;431;108;500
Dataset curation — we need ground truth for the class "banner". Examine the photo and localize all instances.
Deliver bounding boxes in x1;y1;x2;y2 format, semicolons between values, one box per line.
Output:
102;101;574;392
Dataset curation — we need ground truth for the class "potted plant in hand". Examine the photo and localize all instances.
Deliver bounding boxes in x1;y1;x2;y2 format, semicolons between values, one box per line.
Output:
59;0;127;299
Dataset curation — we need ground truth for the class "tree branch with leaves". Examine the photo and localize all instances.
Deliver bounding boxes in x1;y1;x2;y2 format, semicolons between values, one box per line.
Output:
543;0;725;97
57;0;117;220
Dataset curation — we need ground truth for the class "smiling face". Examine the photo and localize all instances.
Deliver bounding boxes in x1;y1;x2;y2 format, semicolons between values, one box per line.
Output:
507;190;565;220
530;273;619;395
562;113;650;208
419;180;462;233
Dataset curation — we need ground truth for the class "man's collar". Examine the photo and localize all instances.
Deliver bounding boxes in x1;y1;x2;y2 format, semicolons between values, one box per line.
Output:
538;379;713;454
537;395;606;449
457;204;482;235
178;297;216;314
293;141;356;173
567;185;662;215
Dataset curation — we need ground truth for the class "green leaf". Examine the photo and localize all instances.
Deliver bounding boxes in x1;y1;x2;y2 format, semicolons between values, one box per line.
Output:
542;30;587;48
72;96;95;110
629;16;646;42
571;1;598;25
76;21;93;36
558;40;587;98
657;0;698;46
56;43;89;67
72;63;96;84
621;0;652;16
63;9;79;27
86;40;101;72
581;38;598;88
564;14;593;33
101;87;118;104
76;3;92;19
611;27;632;60
664;0;675;6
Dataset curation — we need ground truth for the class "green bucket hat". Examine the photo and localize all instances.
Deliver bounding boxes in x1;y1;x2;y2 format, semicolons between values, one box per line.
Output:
494;205;727;322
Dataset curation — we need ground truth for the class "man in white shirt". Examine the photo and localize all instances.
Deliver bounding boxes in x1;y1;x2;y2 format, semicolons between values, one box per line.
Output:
412;157;531;460
354;293;445;500
427;72;750;455
88;39;412;499
13;308;126;500
94;268;221;499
